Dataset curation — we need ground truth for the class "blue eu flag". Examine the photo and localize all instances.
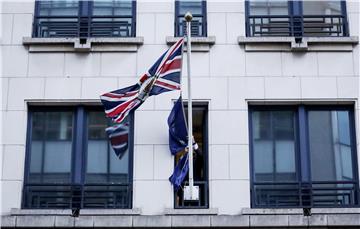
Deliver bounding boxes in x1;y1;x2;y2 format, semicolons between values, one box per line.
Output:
168;96;189;190
167;97;188;155
169;153;189;191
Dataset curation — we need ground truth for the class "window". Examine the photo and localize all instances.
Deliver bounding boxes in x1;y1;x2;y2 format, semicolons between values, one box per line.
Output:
33;0;136;38
175;103;209;208
249;105;359;208
23;106;134;209
175;0;207;37
245;0;348;38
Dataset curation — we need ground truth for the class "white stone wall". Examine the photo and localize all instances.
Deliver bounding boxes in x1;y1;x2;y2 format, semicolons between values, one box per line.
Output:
1;0;359;216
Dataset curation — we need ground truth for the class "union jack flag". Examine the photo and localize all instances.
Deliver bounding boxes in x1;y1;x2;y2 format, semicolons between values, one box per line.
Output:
100;38;184;123
106;123;129;160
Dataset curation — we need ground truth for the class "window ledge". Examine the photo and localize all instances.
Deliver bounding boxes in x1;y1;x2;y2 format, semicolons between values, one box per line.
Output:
80;208;142;216
242;208;360;215
238;36;359;52
166;36;216;52
10;208;72;216
10;208;142;216
3;208;360;228
22;37;144;53
164;208;218;215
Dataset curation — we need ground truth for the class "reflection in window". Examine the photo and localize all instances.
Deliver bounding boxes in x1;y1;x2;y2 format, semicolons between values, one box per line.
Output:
86;111;129;184
246;0;348;37
175;0;207;37
303;1;342;15
252;110;297;182
249;0;288;16
308;110;353;181
38;0;79;17
24;107;134;209
93;0;133;16
34;0;136;38
250;106;358;208
29;111;73;183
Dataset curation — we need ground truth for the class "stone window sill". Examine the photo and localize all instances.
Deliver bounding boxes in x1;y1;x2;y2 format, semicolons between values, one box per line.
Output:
164;208;218;215
3;208;360;228
241;208;360;215
22;37;144;53
10;208;142;216
238;36;359;52
166;36;216;52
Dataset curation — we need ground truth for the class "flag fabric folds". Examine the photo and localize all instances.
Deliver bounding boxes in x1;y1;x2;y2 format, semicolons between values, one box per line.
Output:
100;38;184;124
105;123;129;160
168;97;188;155
169;152;189;191
168;96;190;190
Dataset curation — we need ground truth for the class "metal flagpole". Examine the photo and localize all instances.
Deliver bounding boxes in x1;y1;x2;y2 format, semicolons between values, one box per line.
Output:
184;12;196;200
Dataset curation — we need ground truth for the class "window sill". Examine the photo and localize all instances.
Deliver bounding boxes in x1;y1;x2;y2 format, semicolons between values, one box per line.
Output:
10;209;72;216
10;208;142;216
166;36;216;52
238;36;359;52
242;208;360;215
22;37;144;53
164;208;218;215
3;208;360;228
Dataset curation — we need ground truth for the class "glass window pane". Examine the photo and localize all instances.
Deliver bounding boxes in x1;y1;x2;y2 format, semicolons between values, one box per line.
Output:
249;0;288;15
179;1;203;15
87;141;108;174
85;111;130;184
29;111;73;183
252;110;296;182
43;141;72;173
303;1;342;15
93;0;133;16
308;110;354;181
38;0;79;16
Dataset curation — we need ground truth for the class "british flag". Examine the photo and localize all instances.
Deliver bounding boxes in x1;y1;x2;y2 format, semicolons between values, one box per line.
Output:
100;38;184;123
106;123;129;159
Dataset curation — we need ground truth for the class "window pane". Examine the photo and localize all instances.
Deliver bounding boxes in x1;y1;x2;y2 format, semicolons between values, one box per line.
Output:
252;110;296;182
303;1;342;15
85;111;130;184
38;0;79;16
249;0;288;15
92;0;133;16
308;110;354;181
176;0;205;37
179;0;203;15
29;111;73;183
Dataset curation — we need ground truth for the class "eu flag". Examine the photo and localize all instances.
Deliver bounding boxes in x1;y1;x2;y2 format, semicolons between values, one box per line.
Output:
167;97;188;155
168;96;191;190
169;152;189;191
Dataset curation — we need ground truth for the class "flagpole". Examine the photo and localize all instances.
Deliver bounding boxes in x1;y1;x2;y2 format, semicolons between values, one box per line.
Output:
185;12;194;199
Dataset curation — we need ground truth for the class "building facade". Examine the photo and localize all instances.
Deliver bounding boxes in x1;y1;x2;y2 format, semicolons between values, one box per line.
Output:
1;0;360;228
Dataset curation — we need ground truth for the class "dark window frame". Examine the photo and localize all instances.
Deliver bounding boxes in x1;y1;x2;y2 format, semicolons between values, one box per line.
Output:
174;102;209;209
245;0;349;38
249;104;360;208
175;0;207;37
22;105;134;209
33;0;137;38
